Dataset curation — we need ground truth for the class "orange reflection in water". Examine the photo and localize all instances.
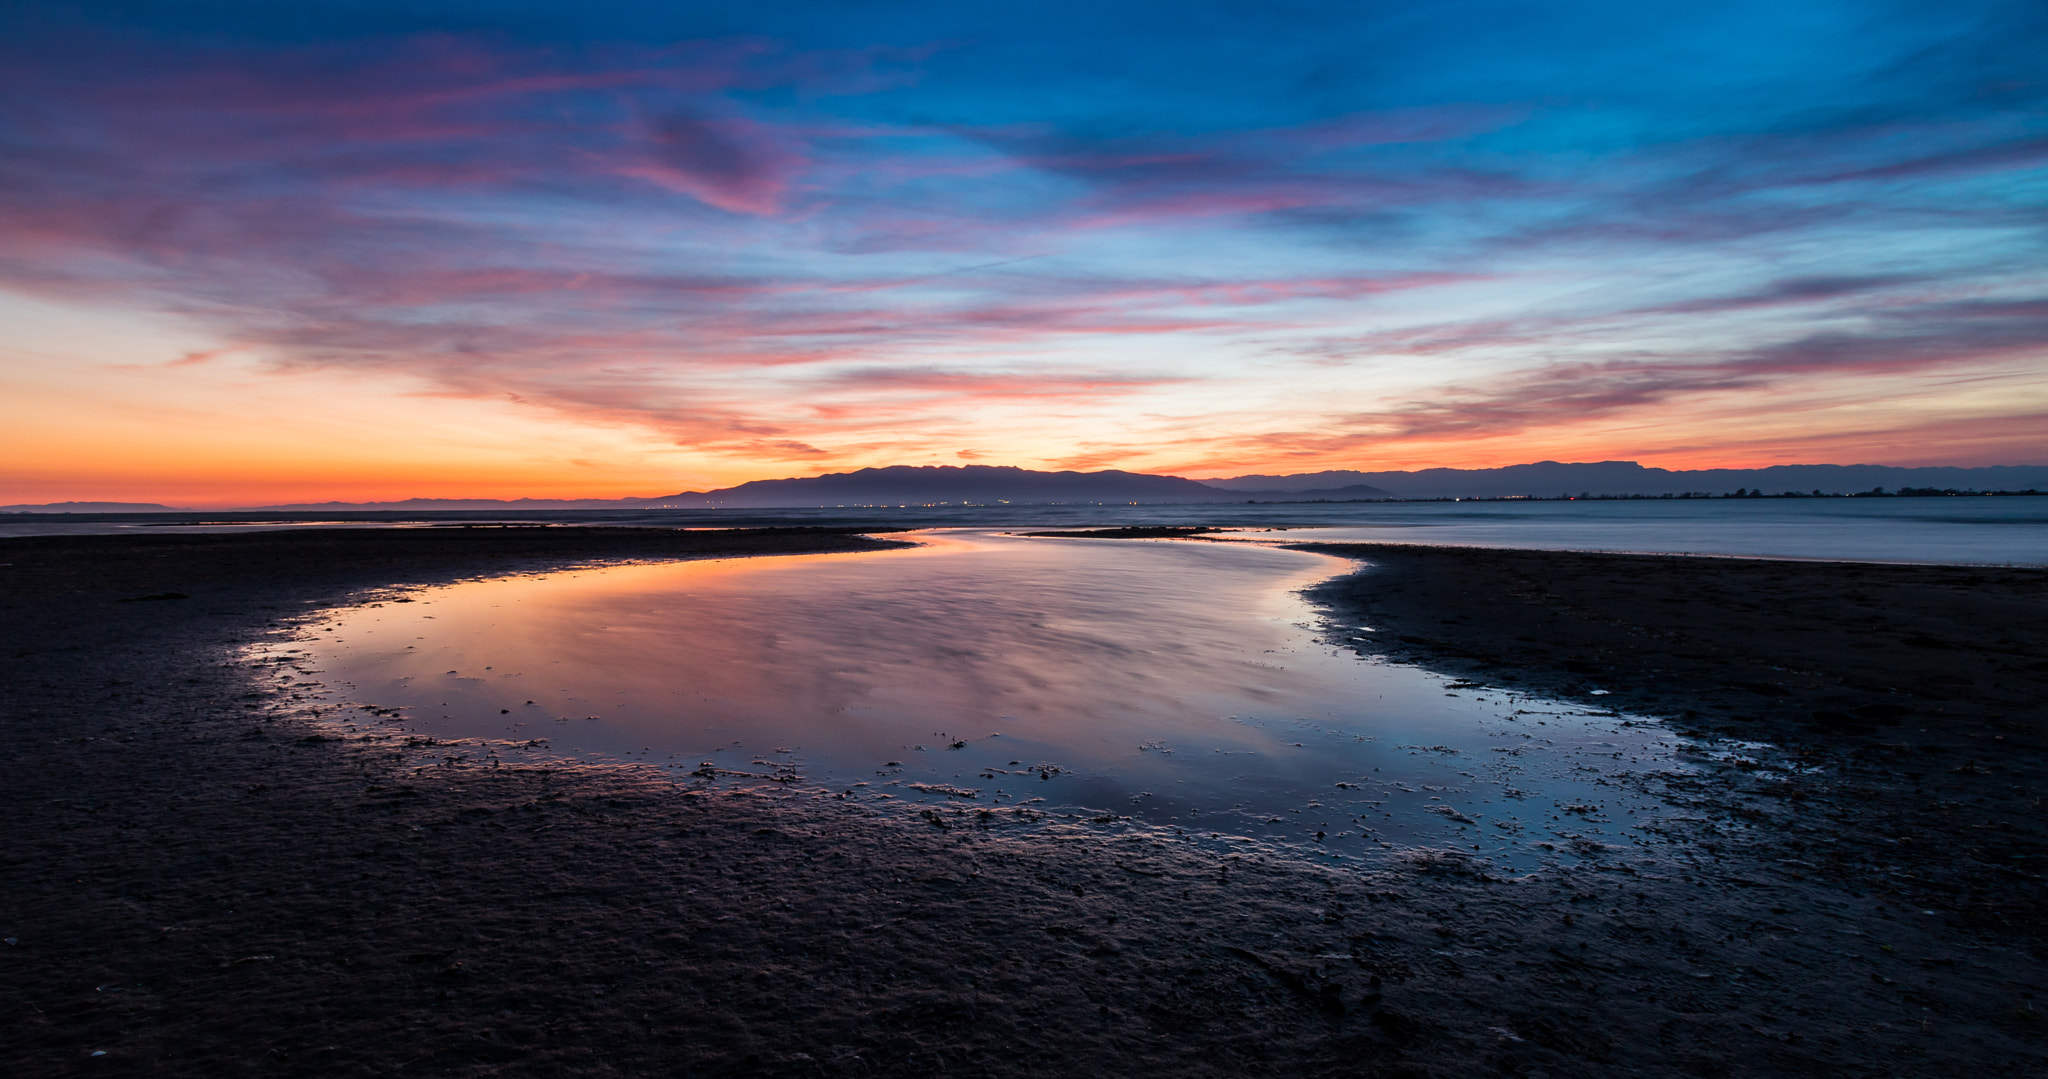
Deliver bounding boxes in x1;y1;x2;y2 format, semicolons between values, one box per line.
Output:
303;530;1697;866
320;531;1336;756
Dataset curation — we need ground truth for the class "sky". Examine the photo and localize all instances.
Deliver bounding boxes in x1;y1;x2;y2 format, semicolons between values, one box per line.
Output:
1;0;2044;505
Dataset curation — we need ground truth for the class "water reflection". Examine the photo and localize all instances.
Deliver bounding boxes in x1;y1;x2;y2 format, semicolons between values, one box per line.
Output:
286;530;1709;871
14;497;2041;566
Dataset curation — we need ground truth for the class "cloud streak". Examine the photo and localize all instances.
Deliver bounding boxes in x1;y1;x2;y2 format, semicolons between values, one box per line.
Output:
1244;295;2048;455
1;0;2044;488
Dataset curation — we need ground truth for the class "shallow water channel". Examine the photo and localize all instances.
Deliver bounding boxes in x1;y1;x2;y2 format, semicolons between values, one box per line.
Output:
280;530;1723;872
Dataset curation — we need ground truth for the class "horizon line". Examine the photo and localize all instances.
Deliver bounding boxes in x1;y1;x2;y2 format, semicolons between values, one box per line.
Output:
9;458;2048;511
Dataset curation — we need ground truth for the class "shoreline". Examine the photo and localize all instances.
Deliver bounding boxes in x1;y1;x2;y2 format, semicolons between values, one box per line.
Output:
4;530;2044;1076
1289;541;2048;932
1287;542;2048;748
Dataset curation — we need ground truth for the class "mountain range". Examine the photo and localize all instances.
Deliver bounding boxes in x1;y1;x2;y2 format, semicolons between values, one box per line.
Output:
5;461;2044;512
1206;461;2048;499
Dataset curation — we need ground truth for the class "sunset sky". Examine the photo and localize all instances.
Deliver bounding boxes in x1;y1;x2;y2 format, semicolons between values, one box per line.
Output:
2;1;2044;506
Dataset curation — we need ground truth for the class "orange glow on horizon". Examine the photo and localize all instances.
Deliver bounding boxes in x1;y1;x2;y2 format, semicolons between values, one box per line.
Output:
5;290;2043;508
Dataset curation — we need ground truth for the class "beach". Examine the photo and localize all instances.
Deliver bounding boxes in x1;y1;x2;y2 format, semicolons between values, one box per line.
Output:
3;529;2044;1076
1295;544;2048;954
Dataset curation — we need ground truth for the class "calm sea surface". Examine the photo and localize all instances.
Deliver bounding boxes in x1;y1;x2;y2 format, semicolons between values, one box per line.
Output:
276;530;1762;872
9;496;2044;564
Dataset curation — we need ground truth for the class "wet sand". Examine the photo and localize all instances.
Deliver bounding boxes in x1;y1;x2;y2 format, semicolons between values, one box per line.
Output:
1295;542;2048;933
3;529;2044;1076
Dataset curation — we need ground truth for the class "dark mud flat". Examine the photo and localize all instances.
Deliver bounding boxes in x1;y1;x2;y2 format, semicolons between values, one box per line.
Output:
3;531;2045;1077
1298;546;2048;1032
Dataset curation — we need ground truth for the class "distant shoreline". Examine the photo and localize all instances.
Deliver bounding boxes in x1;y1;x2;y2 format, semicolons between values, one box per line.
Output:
9;486;2045;515
11;457;2048;513
6;498;2039;568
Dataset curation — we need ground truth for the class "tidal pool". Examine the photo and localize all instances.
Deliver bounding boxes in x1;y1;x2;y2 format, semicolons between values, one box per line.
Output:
278;530;1717;871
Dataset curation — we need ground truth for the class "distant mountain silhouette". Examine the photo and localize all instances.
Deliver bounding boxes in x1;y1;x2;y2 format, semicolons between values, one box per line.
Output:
243;466;1241;511
640;465;1233;507
1242;483;1399;500
52;460;2045;513
249;497;653;511
1209;461;2048;498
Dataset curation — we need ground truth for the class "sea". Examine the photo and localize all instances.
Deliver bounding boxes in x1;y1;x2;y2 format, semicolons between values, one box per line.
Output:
5;494;2046;564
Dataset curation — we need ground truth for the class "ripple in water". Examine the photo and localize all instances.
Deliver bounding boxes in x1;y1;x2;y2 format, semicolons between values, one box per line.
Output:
272;529;1726;872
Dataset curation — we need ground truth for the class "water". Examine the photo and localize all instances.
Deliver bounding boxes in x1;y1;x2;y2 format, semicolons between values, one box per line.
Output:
271;530;1739;872
8;496;2043;564
1270;496;2048;565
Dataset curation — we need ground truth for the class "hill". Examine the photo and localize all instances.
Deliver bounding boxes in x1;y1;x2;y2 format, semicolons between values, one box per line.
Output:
1208;461;2048;498
641;465;1232;507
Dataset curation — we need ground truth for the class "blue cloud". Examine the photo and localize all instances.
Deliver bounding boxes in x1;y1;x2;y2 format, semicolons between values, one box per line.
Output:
1;0;2043;465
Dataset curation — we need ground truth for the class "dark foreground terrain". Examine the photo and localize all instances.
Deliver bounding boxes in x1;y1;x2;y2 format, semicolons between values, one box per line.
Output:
1296;542;2048;931
2;529;2044;1077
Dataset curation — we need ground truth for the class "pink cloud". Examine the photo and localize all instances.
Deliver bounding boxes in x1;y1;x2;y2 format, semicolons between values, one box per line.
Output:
1282;297;2048;446
615;111;808;214
818;367;1185;400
